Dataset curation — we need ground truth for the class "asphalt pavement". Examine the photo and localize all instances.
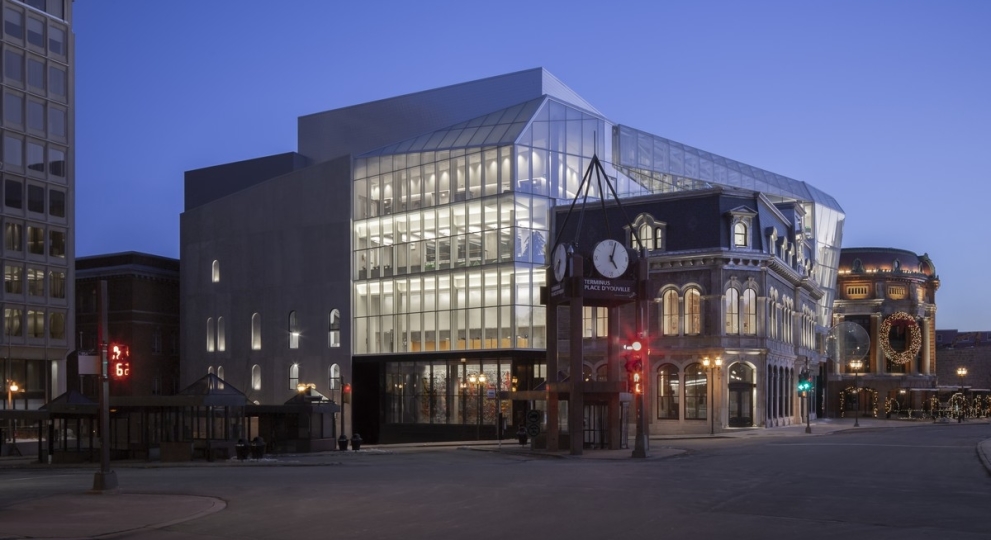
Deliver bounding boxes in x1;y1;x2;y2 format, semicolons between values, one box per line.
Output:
1;417;988;540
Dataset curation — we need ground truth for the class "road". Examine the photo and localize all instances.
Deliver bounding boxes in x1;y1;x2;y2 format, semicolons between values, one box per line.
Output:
2;423;989;539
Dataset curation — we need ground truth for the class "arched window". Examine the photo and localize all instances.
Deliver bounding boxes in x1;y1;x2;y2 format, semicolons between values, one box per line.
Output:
733;222;748;247
638;223;654;251
582;364;594;382
662;289;679;336
724;289;740;335
216;366;225;389
685;287;701;335
329;364;341;390
289;311;299;349
217;316;226;351
251;364;261;391
207;366;215;375
289;363;299;390
251;313;261;350
212;260;220;283
656;364;679;419
206;317;215;352
742;288;757;335
328;309;341;348
684;363;707;420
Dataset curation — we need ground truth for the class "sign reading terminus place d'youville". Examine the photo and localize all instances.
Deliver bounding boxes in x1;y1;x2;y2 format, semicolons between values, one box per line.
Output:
550;278;637;301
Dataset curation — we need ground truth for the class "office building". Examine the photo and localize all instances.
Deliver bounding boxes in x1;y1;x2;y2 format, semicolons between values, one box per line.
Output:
1;0;73;413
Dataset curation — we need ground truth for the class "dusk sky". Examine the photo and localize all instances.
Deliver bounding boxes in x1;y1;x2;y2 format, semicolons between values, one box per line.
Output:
73;1;990;330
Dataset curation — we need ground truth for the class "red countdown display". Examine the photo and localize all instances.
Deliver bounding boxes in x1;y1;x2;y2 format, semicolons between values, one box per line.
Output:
109;343;131;379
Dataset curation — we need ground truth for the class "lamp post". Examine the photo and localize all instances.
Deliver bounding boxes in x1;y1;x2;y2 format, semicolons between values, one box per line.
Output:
468;372;486;440
6;380;17;410
702;356;722;435
849;359;863;427
956;367;968;422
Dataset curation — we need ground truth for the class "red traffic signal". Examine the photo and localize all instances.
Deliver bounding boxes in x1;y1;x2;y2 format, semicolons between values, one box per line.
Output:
624;340;644;373
342;383;352;404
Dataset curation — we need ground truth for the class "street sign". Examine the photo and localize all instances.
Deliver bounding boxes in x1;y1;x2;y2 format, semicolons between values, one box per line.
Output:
526;410;541;424
526;424;540;438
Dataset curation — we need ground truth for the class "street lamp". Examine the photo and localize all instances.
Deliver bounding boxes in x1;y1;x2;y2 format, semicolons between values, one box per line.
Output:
6;380;18;410
849;359;863;427
702;356;722;435
956;367;968;422
468;372;486;440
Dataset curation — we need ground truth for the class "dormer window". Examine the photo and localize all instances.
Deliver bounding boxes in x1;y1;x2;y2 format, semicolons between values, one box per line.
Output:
726;206;756;250
627;213;666;252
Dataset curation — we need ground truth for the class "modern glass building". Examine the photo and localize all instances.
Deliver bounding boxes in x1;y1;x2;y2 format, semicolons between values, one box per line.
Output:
1;0;73;414
182;68;844;443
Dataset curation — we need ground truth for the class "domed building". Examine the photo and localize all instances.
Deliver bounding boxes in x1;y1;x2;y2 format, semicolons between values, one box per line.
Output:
829;248;939;419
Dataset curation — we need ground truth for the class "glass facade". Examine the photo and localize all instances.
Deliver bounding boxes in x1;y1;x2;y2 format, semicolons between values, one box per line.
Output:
352;98;608;356
613;125;845;328
384;358;511;426
353;96;846;360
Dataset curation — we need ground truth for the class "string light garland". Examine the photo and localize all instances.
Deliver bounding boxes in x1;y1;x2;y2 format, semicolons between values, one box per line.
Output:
878;312;922;365
838;386;878;418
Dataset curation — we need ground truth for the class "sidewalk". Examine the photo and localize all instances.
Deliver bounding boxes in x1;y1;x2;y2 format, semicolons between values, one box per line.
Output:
1;418;988;540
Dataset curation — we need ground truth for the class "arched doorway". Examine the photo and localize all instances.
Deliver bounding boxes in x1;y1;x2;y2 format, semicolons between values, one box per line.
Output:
728;362;755;427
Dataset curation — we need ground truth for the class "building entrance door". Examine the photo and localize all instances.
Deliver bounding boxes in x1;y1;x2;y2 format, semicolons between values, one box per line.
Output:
582;403;609;449
728;383;754;427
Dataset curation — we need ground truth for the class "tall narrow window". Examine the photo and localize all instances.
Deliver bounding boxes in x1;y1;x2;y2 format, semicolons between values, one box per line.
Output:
5;265;23;294
206;317;215;352
4;308;23;337
49;312;65;339
289;311;299;349
251;364;261;391
329;364;341;393
685;287;701;335
49;270;65;299
733;222;747;247
637;223;654;250
5;223;23;251
656;364;679;419
251;312;261;350
742;288;757;335
216;366;225;389
328;309;341;348
662;289;679;336
217;316;226;351
725;289;740;335
684;363;707;420
211;260;220;282
289;363;299;390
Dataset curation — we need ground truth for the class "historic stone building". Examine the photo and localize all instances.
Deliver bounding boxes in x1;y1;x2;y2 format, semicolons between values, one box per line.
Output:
829;248;939;418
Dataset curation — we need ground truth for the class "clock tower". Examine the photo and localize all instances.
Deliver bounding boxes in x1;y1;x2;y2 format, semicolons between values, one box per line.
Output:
540;154;650;456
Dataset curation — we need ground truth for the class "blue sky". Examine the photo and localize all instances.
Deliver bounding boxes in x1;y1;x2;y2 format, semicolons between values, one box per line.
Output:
73;1;990;330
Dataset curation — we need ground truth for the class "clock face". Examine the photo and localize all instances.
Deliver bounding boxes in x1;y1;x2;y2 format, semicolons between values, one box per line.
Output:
553;244;568;282
592;239;629;279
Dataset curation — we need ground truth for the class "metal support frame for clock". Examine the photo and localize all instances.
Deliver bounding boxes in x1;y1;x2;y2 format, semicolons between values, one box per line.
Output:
541;154;650;457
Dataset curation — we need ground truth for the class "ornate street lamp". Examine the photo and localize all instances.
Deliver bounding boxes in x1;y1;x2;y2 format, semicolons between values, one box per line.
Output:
468;373;487;440
702;356;722;435
849;359;863;427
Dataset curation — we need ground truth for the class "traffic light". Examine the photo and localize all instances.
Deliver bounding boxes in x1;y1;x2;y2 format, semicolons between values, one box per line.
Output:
625;340;644;394
797;370;812;395
342;383;352;404
624;340;644;373
109;343;130;379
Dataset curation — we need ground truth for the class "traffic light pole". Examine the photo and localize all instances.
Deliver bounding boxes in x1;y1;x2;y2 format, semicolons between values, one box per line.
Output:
92;280;117;492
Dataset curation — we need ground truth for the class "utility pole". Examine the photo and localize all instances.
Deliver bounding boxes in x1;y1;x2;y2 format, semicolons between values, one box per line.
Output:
92;280;117;492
